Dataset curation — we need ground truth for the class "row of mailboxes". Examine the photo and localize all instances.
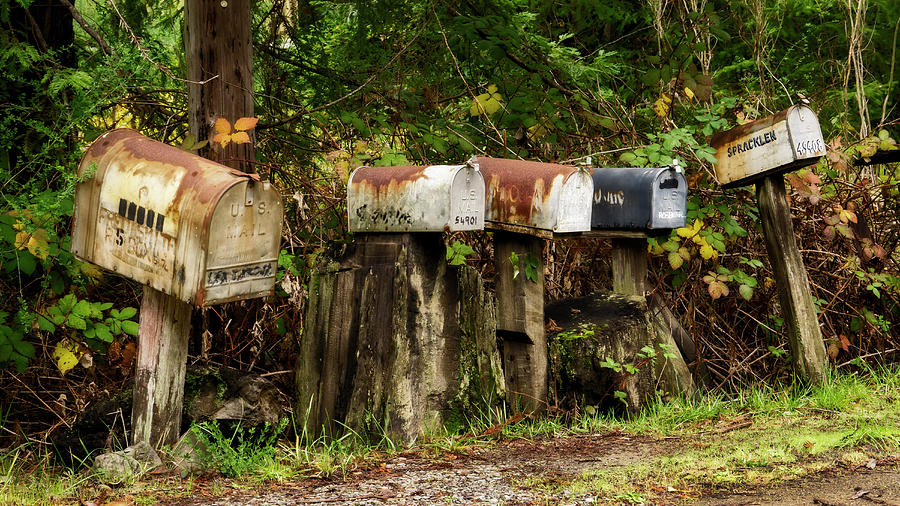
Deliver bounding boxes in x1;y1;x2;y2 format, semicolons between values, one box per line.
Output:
347;157;689;234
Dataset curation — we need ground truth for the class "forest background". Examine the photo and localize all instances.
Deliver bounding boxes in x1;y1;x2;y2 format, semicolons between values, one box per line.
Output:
1;0;899;442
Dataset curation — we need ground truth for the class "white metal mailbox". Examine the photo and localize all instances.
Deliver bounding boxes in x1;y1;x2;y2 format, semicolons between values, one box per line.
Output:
71;129;283;306
477;156;593;234
347;163;485;233
710;104;826;188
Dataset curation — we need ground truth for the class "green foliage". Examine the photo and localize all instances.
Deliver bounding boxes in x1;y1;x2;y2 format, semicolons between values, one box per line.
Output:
191;420;288;478
446;241;475;266
510;250;539;283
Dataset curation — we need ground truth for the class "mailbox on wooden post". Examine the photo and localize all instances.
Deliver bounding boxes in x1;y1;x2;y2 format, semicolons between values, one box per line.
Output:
72;128;283;448
477;156;593;409
710;105;828;383
296;162;492;445
591;164;687;232
711;104;825;188
347;163;485;233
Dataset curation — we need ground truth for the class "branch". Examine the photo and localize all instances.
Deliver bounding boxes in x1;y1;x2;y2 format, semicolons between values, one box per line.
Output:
58;0;116;57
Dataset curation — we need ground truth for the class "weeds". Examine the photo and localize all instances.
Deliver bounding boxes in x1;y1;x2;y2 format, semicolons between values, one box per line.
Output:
190;419;288;479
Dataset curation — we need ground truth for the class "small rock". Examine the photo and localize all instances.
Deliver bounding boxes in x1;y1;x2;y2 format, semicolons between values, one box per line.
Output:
168;430;208;475
93;442;161;482
866;459;877;469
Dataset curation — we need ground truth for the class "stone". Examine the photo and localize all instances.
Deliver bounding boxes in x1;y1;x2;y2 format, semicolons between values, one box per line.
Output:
93;442;162;482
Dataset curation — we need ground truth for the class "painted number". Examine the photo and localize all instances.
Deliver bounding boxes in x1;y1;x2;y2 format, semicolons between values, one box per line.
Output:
455;215;478;226
796;138;824;157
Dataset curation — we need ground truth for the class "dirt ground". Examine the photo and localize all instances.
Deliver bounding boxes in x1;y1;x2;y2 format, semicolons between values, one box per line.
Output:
161;433;900;505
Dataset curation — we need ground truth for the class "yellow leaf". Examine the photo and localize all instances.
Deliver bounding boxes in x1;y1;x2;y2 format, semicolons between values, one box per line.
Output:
52;340;81;375
676;219;702;238
26;228;50;259
699;242;717;260
79;262;104;282
487;84;498;95
653;94;672;118
212;132;231;148
214;117;231;134
683;87;695;100
233;117;259;131
230;131;251;145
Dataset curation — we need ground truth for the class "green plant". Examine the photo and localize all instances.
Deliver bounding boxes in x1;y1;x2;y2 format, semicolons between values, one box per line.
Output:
191;419;288;478
446;241;475;266
509;250;539;282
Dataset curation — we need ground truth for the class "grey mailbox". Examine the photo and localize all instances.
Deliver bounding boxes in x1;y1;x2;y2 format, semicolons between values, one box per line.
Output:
347;163;485;233
591;163;687;231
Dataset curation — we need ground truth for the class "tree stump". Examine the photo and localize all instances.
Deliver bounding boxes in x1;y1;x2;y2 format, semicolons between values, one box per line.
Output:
547;292;695;413
294;233;504;444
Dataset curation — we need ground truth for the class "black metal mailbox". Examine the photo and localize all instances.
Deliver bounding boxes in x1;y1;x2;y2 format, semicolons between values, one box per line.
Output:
591;163;687;231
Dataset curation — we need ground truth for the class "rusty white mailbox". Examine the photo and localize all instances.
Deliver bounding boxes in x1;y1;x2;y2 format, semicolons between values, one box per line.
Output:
591;163;687;231
710;104;826;188
71;129;283;306
477;156;593;234
347;163;485;233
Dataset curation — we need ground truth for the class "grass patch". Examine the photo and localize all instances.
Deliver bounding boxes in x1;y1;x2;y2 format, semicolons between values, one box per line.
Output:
533;366;900;503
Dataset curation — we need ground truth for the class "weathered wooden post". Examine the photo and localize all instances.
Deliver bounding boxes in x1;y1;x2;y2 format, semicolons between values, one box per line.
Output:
587;163;699;396
476;157;594;410
710;105;828;382
295;162;505;444
72;129;283;449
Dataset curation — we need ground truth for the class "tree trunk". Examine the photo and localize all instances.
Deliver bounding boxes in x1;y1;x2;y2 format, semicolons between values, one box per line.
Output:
185;0;255;173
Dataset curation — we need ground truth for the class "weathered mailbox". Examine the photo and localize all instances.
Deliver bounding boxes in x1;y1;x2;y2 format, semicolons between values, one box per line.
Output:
347;163;485;233
477;156;593;234
591;163;687;231
72;128;283;306
710;104;826;188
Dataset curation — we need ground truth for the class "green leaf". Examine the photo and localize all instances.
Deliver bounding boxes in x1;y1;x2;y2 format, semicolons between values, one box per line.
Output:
36;314;56;332
17;252;36;276
668;251;684;270
72;299;91;318
94;323;113;342
11;338;34;358
66;314;86;330
739;284;754;301
121;320;140;336
116;307;138;320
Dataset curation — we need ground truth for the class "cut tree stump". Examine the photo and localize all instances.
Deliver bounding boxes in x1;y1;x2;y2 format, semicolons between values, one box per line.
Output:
756;175;827;382
493;231;548;411
294;233;504;444
546;292;694;413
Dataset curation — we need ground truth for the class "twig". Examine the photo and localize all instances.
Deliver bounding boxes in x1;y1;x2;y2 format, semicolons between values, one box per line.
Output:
59;0;116;57
260;22;427;130
9;374;70;429
837;348;899;368
108;0;217;85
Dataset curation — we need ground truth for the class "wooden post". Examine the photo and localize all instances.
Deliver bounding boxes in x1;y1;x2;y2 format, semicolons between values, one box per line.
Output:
611;237;648;297
185;0;255;173
493;231;548;411
756;175;827;382
132;286;192;449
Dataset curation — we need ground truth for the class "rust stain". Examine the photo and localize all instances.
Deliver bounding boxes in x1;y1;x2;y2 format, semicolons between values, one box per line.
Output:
351;165;429;188
476;156;575;226
709;106;793;150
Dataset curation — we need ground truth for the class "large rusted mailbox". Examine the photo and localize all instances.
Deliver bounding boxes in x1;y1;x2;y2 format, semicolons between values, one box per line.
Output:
347;163;485;232
71;129;283;306
710;104;826;188
591;163;687;231
477;156;593;234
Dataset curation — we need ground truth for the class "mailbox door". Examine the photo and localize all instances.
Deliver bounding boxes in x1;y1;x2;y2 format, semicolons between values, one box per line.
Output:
553;171;593;232
202;181;282;306
448;164;486;231
650;169;687;229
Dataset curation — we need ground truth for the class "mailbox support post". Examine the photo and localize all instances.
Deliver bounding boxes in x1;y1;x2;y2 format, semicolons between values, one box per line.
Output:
611;237;648;297
494;232;548;411
756;175;828;382
132;286;192;449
